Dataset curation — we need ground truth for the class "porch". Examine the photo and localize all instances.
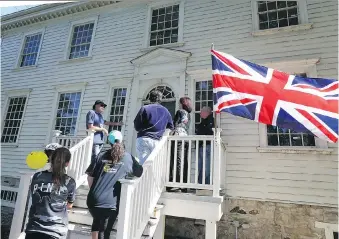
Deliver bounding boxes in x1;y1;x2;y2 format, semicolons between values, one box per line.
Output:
8;129;226;239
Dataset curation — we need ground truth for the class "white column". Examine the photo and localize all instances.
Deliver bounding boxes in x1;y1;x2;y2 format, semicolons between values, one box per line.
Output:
116;182;134;239
153;215;165;239
212;128;222;197
205;220;217;239
9;173;32;239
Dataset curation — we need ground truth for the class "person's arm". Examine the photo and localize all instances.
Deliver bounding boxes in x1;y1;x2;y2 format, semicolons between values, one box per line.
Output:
173;110;181;126
87;176;94;188
131;155;143;177
104;121;123;126
67;179;76;209
85;159;98;188
166;111;174;130
134;107;145;132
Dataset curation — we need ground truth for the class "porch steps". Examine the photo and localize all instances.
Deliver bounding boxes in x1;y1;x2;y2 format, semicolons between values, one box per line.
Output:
68;184;163;239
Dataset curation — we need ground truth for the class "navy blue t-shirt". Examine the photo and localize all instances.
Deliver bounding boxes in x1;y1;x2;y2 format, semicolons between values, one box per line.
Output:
86;110;105;145
86;150;143;209
134;103;174;140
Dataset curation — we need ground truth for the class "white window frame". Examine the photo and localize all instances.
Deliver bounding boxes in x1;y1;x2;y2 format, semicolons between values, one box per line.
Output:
47;83;87;140
14;28;45;68
258;58;331;152
315;222;338;239
251;0;311;35
63;16;98;61
104;79;131;144
143;0;185;50
1;89;31;146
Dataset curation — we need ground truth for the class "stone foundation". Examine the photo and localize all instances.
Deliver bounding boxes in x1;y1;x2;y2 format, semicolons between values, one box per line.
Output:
165;198;338;239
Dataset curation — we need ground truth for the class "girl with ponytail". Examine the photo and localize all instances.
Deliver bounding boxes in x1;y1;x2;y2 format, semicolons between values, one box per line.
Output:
25;147;76;239
86;130;143;239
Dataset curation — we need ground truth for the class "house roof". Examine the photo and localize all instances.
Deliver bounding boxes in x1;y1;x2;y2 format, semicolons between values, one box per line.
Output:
1;1;121;31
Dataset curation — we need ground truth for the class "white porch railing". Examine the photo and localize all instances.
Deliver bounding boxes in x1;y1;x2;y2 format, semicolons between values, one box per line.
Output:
166;128;224;197
9;131;94;239
1;186;19;208
117;134;169;239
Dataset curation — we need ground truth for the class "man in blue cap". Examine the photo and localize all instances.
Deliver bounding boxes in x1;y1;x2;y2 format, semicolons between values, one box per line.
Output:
86;100;123;159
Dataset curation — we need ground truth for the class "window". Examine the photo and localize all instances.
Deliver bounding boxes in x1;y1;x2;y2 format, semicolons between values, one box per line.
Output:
195;80;214;125
267;125;316;146
2;96;27;143
19;32;42;67
334;232;338;239
252;0;309;32
108;88;127;132
54;92;81;135
150;4;179;46
257;1;299;30
266;73;315;147
69;22;94;59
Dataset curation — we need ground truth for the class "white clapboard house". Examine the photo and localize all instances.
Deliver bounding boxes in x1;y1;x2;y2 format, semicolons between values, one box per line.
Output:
1;1;338;239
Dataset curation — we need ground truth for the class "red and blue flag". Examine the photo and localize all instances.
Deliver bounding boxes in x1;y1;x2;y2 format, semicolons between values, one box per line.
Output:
212;49;339;143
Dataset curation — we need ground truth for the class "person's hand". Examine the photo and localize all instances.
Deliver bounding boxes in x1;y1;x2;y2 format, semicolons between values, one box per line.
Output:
115;122;124;126
102;128;109;135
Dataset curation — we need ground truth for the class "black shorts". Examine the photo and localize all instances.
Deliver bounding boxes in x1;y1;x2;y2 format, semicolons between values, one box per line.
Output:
88;207;118;235
25;232;57;239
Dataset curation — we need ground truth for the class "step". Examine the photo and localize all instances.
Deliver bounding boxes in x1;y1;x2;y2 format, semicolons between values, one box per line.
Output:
68;207;93;226
68;205;163;238
74;194;87;208
67;223;117;239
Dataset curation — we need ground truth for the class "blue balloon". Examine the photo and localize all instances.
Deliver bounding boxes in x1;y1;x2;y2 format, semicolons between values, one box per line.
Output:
108;133;116;144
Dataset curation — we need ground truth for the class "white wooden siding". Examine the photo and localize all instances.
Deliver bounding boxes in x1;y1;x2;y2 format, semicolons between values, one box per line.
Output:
1;0;337;206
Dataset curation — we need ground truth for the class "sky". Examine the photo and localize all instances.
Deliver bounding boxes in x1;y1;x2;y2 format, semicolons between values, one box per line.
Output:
0;5;40;16
0;1;73;16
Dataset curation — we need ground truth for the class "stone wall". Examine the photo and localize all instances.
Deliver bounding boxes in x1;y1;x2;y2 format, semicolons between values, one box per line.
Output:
165;198;338;239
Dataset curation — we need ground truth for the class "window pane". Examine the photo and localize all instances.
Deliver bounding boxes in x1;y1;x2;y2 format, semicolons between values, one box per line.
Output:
1;97;27;143
267;134;278;146
149;4;180;46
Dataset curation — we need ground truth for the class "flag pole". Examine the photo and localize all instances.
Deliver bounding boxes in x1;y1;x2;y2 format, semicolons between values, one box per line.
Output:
211;43;218;132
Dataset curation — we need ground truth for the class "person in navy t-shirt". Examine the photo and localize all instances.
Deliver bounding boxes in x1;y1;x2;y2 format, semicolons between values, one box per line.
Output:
86;100;123;160
86;130;143;239
134;90;174;164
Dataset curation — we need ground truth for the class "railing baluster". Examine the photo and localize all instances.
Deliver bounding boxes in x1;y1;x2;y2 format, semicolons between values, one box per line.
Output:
173;140;178;183
187;140;192;184
180;139;184;184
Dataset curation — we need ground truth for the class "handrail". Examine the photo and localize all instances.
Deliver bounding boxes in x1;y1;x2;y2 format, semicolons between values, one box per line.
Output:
9;132;94;239
117;135;169;239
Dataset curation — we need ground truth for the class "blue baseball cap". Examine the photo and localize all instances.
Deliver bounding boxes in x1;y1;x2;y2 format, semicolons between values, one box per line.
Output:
108;130;123;144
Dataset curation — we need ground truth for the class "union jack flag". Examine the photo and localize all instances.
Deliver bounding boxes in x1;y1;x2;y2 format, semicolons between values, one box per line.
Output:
211;49;339;143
